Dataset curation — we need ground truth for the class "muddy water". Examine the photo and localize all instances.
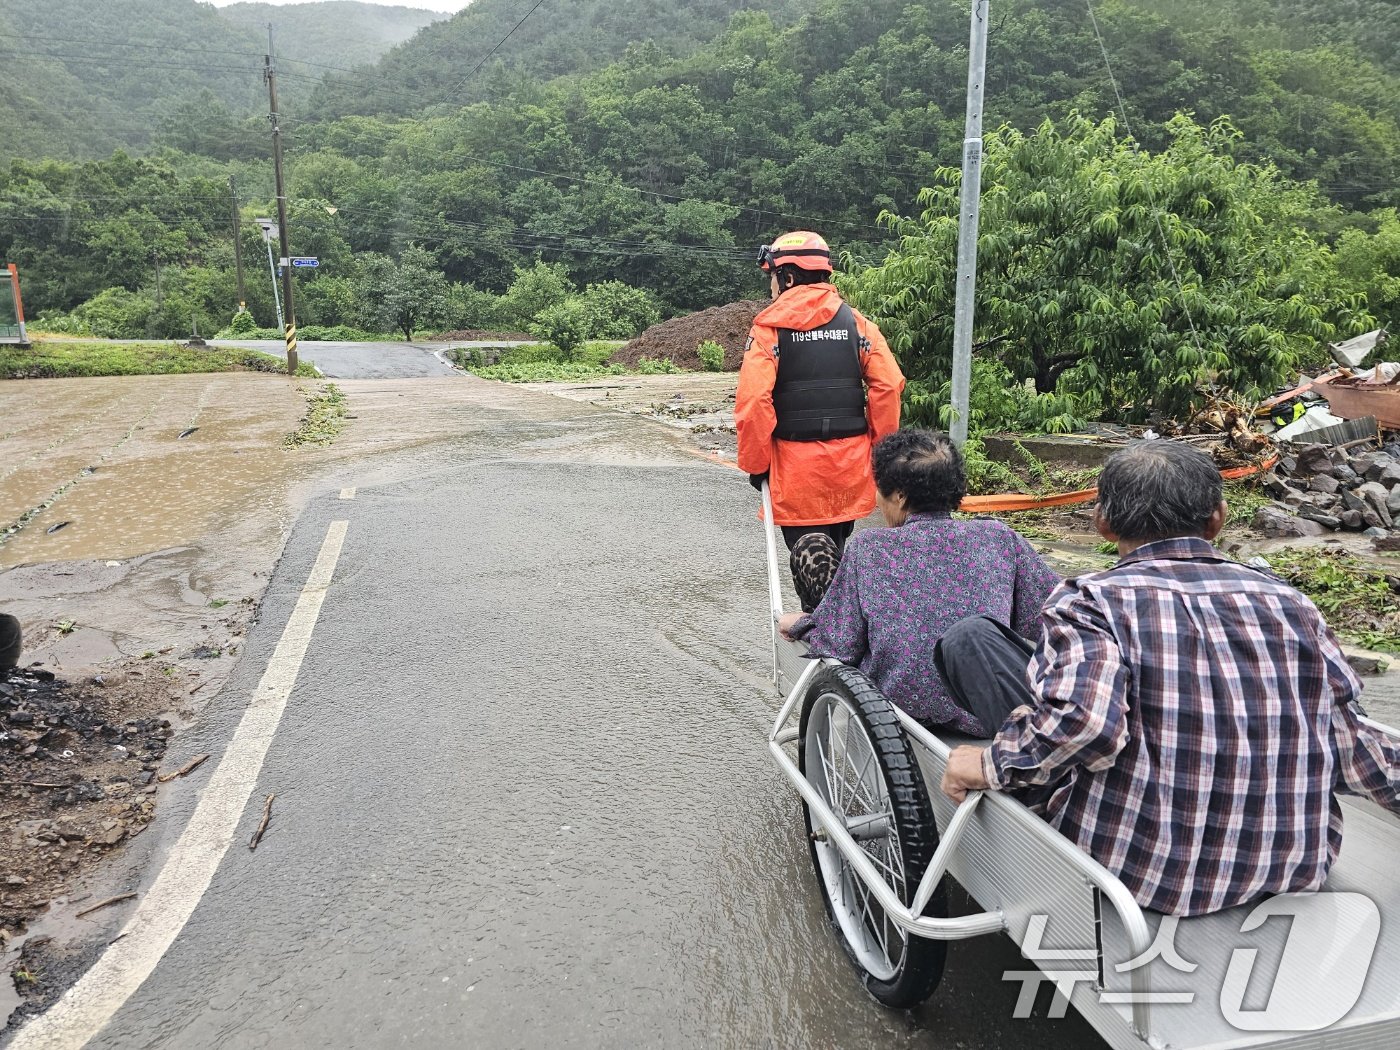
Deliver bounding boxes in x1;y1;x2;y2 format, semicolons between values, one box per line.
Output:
0;375;307;568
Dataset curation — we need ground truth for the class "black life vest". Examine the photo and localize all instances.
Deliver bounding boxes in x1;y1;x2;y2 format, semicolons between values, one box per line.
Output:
771;303;869;442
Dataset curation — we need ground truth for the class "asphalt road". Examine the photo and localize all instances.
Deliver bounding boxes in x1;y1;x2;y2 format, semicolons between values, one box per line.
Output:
211;339;508;380
10;345;1100;1049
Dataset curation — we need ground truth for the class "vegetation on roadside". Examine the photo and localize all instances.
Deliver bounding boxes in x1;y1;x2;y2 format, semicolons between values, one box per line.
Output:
212;312;410;342
962;438;1101;497
846;115;1376;428
284;383;348;448
0;341;317;380
449;341;682;383
1224;479;1273;530
697;340;726;373
1261;548;1400;653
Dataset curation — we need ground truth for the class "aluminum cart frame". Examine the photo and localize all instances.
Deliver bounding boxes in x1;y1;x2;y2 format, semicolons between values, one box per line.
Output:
761;486;1400;1049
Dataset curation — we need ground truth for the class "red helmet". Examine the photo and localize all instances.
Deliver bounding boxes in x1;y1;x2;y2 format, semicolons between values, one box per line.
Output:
757;231;832;272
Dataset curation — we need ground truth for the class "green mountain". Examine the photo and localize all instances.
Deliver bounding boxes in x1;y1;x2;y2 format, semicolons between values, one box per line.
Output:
309;0;807;117
219;2;444;70
3;0;1396;335
0;0;441;161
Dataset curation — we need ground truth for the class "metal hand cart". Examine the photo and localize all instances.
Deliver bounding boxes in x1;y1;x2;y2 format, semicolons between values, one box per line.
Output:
761;486;1400;1048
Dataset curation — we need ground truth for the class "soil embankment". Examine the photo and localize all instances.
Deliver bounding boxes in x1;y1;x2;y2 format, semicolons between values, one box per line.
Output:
609;300;764;371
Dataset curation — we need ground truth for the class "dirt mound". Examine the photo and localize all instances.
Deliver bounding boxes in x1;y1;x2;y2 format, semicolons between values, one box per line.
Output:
610;301;765;371
436;329;533;342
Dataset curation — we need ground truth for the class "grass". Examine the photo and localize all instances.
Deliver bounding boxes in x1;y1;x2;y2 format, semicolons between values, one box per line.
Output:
1;340;318;379
467;360;629;382
1223;479;1272;530
1260;547;1400;652
984;509;1062;540
449;341;681;383
284;382;348;448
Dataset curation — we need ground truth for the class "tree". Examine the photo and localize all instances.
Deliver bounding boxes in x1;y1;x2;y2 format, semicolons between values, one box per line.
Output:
845;113;1374;423
529;299;591;359
1335;210;1400;334
495;262;575;329
576;281;661;339
351;246;450;340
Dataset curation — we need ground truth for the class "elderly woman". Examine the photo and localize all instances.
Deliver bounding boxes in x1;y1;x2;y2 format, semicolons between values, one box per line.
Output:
777;429;1058;735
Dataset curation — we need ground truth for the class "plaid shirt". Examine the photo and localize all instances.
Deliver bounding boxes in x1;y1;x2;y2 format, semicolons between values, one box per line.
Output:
983;537;1400;916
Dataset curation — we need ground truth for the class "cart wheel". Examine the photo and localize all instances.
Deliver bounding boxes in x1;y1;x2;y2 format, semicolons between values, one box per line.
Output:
798;664;945;1008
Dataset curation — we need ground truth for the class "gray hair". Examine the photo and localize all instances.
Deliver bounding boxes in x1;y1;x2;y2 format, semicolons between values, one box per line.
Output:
1096;441;1223;541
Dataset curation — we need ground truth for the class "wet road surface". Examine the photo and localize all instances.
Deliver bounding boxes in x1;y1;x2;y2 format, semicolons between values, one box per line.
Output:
211;340;498;380
8;373;1104;1049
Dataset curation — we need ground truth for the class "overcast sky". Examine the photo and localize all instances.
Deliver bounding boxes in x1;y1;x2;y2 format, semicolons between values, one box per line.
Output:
209;0;471;11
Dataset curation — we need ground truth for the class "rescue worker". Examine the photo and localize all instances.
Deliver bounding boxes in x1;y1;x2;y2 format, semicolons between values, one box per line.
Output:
736;230;905;565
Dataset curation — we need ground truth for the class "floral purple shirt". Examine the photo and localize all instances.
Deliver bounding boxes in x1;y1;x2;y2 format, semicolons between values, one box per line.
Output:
793;514;1058;732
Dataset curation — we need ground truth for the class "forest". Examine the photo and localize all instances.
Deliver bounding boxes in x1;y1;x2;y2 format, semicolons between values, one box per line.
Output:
1;0;1397;421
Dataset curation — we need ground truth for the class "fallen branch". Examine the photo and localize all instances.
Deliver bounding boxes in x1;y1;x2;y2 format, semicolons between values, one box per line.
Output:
249;792;275;851
0;781;71;789
156;753;211;784
75;892;137;919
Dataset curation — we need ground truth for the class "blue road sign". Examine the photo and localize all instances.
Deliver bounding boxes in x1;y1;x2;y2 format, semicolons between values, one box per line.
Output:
291;257;320;268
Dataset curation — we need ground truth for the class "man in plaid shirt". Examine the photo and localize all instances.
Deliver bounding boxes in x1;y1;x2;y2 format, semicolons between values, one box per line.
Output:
938;441;1400;916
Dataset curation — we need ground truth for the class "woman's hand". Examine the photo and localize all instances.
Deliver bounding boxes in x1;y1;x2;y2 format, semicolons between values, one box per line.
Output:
777;612;806;641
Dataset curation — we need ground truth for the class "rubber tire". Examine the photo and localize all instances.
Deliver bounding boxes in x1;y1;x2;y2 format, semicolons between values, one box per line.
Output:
0;614;20;670
798;664;946;1008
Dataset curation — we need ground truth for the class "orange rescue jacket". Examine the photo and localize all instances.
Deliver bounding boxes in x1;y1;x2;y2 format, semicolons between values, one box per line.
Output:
735;284;904;526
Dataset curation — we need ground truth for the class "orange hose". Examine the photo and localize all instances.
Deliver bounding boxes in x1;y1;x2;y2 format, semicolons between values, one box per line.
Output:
957;453;1278;514
693;443;1280;516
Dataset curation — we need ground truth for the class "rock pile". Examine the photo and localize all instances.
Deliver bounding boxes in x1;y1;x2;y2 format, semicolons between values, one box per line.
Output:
1255;443;1400;539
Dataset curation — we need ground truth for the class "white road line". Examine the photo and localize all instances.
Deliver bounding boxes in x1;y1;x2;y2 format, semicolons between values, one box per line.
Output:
339;487;356;500
11;521;350;1050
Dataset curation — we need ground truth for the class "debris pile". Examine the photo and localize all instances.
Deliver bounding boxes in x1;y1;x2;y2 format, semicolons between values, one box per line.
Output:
610;300;765;371
1254;443;1400;540
1164;397;1274;467
2;666;170;936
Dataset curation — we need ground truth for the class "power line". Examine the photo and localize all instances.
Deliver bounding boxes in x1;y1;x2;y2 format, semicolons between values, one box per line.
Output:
1085;0;1206;354
439;0;549;100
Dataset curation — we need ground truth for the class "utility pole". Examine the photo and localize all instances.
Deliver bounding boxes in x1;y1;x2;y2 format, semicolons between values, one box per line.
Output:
229;175;247;313
948;0;990;448
265;24;298;375
148;250;164;340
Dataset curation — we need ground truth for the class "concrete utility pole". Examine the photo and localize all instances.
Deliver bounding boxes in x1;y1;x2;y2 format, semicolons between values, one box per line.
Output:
949;0;990;448
265;25;298;375
230;175;247;313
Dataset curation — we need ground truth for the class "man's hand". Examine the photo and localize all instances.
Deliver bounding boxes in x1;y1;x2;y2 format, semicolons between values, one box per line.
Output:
941;745;991;804
749;471;769;492
777;612;805;640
